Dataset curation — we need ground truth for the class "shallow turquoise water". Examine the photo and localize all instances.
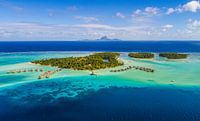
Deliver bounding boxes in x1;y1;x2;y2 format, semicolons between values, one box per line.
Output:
0;52;200;121
0;52;199;101
1;52;200;90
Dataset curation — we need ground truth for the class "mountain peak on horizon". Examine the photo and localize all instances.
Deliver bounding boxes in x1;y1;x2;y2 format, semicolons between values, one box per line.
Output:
81;36;122;41
96;36;121;41
100;36;109;40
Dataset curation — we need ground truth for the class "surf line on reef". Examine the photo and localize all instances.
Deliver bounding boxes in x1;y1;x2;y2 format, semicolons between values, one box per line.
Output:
0;77;53;89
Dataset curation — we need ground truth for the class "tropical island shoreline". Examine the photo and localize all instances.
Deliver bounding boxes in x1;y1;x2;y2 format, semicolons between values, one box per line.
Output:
32;52;189;70
32;52;124;70
1;51;199;90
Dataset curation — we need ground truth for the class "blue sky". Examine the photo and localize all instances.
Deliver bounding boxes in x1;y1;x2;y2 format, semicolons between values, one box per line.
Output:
0;0;200;40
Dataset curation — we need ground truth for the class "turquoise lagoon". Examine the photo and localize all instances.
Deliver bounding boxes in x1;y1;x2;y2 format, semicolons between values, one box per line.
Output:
1;52;200;121
1;52;200;88
0;51;200;99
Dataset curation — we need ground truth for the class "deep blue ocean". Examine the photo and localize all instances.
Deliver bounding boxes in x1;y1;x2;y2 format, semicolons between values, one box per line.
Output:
0;41;200;121
0;41;200;52
1;87;200;121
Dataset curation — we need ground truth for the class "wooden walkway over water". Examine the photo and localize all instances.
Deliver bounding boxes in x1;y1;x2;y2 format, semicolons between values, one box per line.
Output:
38;68;62;79
7;68;44;74
7;68;62;80
110;66;154;73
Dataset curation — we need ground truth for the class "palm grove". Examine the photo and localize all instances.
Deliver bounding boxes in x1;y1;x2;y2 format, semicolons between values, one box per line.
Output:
32;52;123;70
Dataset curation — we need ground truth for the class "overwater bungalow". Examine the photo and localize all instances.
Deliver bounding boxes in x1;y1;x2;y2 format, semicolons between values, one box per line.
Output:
7;68;47;75
38;68;62;79
38;75;43;79
110;65;154;73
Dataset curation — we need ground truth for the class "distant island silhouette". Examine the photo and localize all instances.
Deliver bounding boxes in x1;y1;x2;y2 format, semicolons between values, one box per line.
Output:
82;36;122;41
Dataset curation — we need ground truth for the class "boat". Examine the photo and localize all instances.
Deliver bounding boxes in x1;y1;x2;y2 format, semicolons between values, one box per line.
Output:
90;70;96;75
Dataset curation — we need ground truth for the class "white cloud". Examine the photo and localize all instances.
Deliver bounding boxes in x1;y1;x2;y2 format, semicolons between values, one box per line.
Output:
76;24;116;30
187;19;200;29
163;24;174;28
116;12;125;19
131;7;159;26
0;23;111;40
0;22;154;40
0;22;199;41
174;19;200;39
166;1;200;15
162;24;174;32
132;9;142;18
132;7;160;17
183;0;200;12
166;6;183;15
74;16;99;23
166;8;176;15
145;7;159;15
191;20;200;27
134;9;142;15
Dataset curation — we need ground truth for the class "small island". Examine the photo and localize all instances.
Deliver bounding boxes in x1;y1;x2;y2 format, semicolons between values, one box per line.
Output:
32;52;123;70
128;52;154;59
159;53;188;59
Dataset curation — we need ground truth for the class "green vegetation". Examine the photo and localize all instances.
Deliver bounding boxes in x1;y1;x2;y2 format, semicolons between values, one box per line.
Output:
128;52;154;59
32;52;123;70
159;53;188;59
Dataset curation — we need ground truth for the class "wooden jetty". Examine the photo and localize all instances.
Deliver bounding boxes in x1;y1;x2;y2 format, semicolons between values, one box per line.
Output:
38;68;62;79
7;68;62;80
7;68;44;74
110;66;154;73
